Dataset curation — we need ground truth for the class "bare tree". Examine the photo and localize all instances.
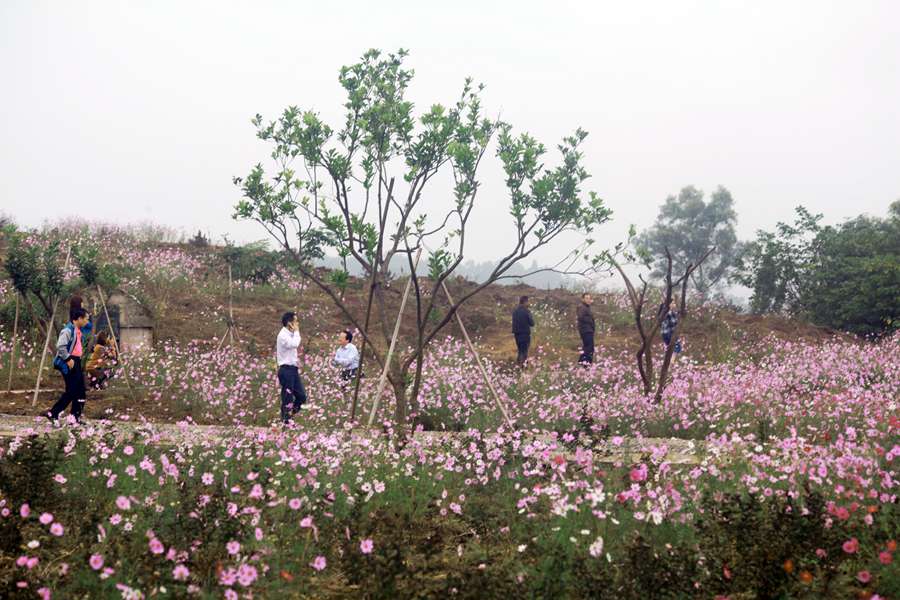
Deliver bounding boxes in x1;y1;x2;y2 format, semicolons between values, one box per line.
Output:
610;246;714;403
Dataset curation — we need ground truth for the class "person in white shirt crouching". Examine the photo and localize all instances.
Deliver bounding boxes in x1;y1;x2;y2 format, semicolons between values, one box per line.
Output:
333;329;360;384
276;311;307;424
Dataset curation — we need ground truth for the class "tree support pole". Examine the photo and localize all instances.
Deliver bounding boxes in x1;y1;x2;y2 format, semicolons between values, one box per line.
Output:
32;247;71;407
367;247;422;428
438;280;516;430
227;263;235;347
96;285;137;400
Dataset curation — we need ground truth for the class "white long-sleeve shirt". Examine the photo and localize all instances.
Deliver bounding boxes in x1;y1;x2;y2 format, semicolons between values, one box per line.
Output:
276;327;301;367
333;343;360;370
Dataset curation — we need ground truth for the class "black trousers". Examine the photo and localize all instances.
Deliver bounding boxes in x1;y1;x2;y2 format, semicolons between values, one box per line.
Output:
49;357;86;419
277;365;307;423
579;332;595;364
340;367;358;382
514;334;531;365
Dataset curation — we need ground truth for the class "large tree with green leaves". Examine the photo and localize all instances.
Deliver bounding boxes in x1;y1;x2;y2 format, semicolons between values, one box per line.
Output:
234;49;611;432
732;206;823;315
636;185;739;296
735;204;899;336
805;212;899;336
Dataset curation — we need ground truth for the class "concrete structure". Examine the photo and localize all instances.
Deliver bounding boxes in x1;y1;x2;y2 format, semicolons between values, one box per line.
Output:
97;291;154;352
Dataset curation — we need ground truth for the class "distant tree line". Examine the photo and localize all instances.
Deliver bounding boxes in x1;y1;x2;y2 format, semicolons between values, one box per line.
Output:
636;186;899;337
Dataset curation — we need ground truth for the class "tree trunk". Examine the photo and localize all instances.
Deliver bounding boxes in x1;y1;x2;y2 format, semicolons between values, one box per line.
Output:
33;247;72;406
6;293;20;393
392;365;408;439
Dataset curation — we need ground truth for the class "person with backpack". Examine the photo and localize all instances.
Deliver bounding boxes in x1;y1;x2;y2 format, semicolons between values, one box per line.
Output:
658;297;683;355
511;296;535;366
45;307;91;426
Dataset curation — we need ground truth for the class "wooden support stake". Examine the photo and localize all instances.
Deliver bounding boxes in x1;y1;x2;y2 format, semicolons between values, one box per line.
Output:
438;280;516;430
367;247;421;428
6;293;20;393
32;247;71;406
227;263;235;347
97;285;137;400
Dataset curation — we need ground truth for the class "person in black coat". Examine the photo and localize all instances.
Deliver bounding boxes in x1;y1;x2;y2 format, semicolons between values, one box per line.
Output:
511;296;535;366
576;292;596;364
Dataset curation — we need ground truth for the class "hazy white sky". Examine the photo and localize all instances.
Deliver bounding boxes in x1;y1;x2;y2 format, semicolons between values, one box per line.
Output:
2;1;898;269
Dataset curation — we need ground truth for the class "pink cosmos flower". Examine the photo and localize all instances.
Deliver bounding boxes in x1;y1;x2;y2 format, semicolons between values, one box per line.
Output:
49;523;64;536
857;570;871;583
842;538;859;554
116;496;131;510
237;563;258;587
149;538;164;554
19;504;30;518
226;540;240;555
37;587;51;600
310;556;327;571
173;564;190;581
300;516;313;528
89;554;104;570
879;551;893;565
219;567;237;586
360;539;374;554
288;498;302;510
39;513;54;525
629;464;648;483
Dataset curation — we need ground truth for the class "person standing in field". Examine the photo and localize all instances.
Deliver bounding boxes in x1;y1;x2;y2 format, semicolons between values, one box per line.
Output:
511;295;535;367
576;292;596;364
276;311;307;424
45;307;91;426
658;297;683;355
333;329;360;383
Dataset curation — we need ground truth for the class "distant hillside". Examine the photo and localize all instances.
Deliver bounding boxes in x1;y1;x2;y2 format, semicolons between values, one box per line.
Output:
314;254;572;289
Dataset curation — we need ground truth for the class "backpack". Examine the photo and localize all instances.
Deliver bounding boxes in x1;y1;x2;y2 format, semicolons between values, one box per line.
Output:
52;323;78;375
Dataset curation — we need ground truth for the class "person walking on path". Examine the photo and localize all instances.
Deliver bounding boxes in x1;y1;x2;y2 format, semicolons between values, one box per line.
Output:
576;292;596;364
511;295;535;366
45;308;91;426
276;311;307;424
333;329;360;383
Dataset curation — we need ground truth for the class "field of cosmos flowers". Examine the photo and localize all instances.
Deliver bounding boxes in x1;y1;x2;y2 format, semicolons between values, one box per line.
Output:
0;224;897;598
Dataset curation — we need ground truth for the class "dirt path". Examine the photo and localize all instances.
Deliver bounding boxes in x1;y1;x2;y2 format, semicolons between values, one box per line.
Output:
0;413;707;464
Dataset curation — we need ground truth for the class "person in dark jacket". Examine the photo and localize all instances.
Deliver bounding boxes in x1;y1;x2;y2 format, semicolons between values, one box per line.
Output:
576;292;595;364
658;297;683;354
511;296;535;366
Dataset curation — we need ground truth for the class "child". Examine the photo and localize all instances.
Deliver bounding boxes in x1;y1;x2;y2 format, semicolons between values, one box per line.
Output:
86;330;118;390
